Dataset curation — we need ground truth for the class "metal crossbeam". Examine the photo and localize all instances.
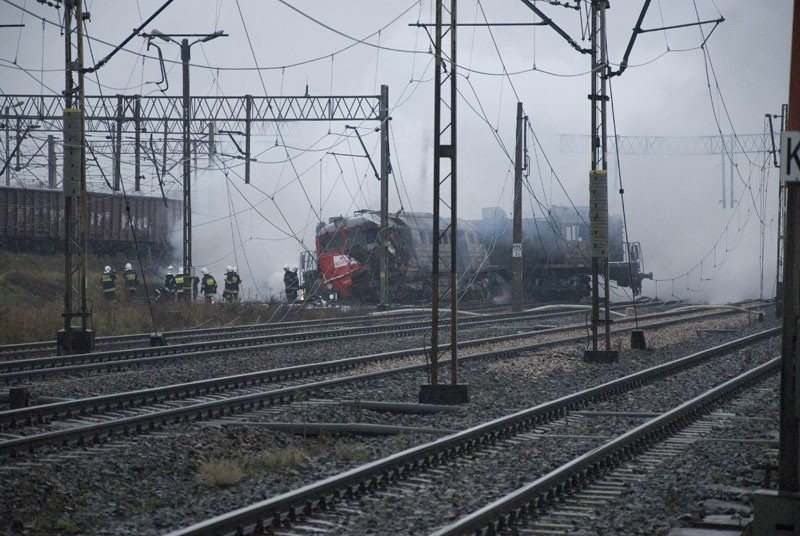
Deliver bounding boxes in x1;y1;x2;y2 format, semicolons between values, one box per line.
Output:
560;133;772;154
0;94;382;134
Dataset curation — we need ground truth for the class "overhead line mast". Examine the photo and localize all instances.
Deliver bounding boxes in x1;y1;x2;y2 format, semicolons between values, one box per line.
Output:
753;1;800;531
58;0;93;355
521;0;718;359
422;0;468;405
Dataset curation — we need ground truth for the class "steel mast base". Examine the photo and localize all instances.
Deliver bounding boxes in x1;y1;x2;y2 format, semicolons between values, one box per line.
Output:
630;329;647;349
583;350;619;363
419;384;469;405
56;327;95;355
752;490;800;535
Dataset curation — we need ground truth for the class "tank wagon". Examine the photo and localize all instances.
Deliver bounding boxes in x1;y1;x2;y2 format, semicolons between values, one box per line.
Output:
468;206;651;302
302;207;651;304
0;186;180;258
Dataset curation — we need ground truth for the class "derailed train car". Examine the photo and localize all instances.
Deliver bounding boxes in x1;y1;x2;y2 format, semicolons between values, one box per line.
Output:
0;186;180;257
469;206;652;302
303;206;651;304
304;210;488;302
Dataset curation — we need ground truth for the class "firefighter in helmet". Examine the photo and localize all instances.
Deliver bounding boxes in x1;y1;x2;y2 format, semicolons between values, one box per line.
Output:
164;266;176;299
223;266;241;302
123;262;139;297
200;267;217;303
174;267;185;301
283;264;299;302
101;265;117;301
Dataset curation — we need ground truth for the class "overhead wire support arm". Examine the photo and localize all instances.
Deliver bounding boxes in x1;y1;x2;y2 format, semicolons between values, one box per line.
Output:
519;0;591;54
638;17;725;35
612;13;724;77
345;125;380;180
767;114;780;168
218;130;247;155
83;0;175;74
610;0;652;78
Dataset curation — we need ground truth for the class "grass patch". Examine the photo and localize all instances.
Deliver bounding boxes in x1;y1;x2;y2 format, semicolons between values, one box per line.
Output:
55;518;80;533
0;250;364;345
334;440;372;462
259;445;314;473
198;438;332;487
199;457;247;488
136;497;166;513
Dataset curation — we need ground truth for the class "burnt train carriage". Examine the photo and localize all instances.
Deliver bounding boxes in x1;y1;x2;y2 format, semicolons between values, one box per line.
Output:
468;206;651;302
307;206;651;304
0;186;180;258
307;210;489;302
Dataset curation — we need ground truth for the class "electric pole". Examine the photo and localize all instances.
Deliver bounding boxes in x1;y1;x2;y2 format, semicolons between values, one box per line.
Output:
753;1;800;532
584;0;616;363
512;102;525;312
379;85;390;311
142;30;227;300
422;0;468;405
57;0;93;354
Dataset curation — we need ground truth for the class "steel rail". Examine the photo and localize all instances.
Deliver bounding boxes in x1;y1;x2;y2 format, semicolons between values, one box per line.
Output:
0;320;780;455
0;306;751;385
0;316;602;432
0;316;561;383
155;329;776;535
0;299;676;359
0;302;760;379
0;306;586;364
0;310;428;358
429;357;780;536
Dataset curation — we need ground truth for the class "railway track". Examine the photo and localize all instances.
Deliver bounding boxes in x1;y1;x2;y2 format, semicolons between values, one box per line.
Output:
0;306;777;535
0;309;770;455
0;310;426;360
0;298;681;362
431;364;777;536
0;304;763;386
163;329;779;535
0;309;558;382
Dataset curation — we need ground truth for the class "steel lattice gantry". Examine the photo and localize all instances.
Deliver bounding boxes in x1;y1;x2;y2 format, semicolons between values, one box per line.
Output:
559;133;773;155
560;133;775;209
2;93;385;190
1;94;383;131
1;91;391;346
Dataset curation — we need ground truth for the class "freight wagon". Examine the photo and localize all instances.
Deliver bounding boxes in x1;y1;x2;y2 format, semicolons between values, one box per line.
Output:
0;186;180;258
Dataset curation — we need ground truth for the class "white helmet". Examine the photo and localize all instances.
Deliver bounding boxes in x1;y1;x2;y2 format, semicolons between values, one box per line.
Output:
226;265;232;273
104;266;111;274
292;266;298;272
233;266;238;272
124;263;132;271
167;265;174;273
284;264;290;270
201;267;209;275
177;267;183;275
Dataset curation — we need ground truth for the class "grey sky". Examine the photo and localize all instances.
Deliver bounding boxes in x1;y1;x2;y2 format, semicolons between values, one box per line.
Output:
0;0;793;302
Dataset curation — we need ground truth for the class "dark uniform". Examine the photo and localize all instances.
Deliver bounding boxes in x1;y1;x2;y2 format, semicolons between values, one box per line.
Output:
284;266;299;301
164;268;176;300
123;264;139;296
223;268;241;302
201;271;217;302
101;267;117;301
174;271;185;301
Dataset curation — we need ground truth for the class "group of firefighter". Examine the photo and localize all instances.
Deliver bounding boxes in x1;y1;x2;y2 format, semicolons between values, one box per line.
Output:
100;264;241;303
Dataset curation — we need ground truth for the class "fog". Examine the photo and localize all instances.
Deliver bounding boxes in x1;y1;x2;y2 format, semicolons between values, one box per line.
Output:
0;0;792;302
